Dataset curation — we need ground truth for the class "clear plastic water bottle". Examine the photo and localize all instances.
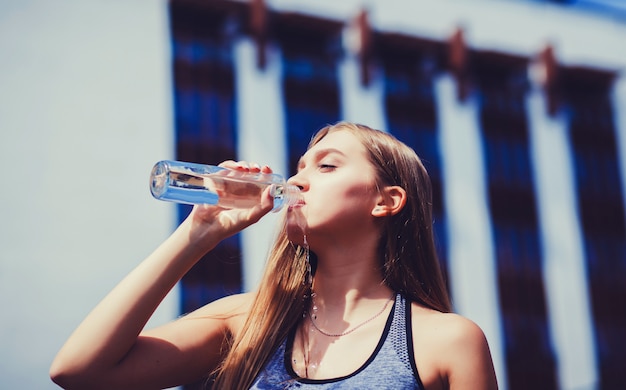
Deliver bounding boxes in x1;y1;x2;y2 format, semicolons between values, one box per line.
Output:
149;160;302;212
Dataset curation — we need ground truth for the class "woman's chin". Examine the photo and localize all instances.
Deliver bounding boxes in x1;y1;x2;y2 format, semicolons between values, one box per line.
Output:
286;207;307;245
286;222;306;246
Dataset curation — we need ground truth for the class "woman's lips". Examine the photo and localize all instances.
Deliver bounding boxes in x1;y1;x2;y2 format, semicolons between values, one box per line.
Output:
288;200;305;211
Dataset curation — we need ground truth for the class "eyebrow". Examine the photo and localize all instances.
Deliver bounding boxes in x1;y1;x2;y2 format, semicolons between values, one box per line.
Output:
297;148;347;170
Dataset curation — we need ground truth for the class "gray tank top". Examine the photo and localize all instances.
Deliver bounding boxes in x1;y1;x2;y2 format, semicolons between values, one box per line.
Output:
249;294;424;389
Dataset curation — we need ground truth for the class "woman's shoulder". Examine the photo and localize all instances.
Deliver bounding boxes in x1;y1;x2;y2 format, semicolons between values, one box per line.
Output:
410;302;498;389
411;303;487;346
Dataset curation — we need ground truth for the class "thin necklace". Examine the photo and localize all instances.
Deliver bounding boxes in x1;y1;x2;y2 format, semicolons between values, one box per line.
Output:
308;294;395;337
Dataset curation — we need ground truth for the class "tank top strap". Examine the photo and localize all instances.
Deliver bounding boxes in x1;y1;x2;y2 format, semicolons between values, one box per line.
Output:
391;293;426;389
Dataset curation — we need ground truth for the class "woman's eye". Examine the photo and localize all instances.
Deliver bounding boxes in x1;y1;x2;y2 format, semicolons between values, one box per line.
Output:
319;164;336;171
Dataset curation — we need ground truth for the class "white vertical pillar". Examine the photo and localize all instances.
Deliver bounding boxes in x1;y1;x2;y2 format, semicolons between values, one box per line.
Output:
527;87;598;390
435;75;507;389
614;76;626;223
339;28;386;131
234;38;288;292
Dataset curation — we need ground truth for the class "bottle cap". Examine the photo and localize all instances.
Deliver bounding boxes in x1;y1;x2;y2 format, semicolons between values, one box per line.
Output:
270;184;303;212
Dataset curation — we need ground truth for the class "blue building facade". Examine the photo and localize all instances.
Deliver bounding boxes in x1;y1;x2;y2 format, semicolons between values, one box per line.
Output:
168;1;626;389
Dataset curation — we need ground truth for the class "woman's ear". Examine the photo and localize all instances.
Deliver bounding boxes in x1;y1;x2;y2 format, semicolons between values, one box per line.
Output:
372;185;407;217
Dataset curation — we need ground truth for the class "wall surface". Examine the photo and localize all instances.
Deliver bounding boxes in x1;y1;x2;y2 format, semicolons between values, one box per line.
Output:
1;0;625;389
0;1;177;388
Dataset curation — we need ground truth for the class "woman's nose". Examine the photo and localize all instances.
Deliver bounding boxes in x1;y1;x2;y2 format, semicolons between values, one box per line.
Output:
287;172;306;191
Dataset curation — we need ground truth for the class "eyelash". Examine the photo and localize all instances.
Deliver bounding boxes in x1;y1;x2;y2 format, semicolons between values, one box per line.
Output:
318;164;336;171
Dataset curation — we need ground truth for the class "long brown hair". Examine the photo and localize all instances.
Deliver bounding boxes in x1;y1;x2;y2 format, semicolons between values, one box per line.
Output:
212;122;450;389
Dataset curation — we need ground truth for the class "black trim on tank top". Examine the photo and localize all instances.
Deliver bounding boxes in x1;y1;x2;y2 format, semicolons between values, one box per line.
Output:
405;298;426;389
283;295;398;384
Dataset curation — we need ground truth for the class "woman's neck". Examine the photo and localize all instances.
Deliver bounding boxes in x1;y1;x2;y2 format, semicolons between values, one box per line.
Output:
310;256;392;317
306;227;391;310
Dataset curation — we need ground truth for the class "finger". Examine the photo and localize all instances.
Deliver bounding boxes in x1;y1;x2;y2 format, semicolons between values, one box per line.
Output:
233;161;263;173
234;161;250;171
218;160;238;169
249;162;261;173
240;187;275;225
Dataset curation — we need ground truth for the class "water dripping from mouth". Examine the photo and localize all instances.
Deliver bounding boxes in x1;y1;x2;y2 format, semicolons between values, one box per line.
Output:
288;201;308;247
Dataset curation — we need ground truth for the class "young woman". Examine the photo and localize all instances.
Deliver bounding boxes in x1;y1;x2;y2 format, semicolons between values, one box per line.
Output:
50;122;498;389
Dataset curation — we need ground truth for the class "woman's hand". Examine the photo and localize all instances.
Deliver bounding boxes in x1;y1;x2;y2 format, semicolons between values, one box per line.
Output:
185;161;275;249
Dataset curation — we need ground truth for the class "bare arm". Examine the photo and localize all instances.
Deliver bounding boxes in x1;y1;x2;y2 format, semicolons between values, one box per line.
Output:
443;315;498;389
50;162;273;389
413;309;498;390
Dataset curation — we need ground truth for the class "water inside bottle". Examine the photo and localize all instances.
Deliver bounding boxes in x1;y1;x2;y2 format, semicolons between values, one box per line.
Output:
174;169;271;209
154;165;299;211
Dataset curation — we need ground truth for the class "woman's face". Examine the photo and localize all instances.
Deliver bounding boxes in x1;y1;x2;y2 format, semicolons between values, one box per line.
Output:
286;129;381;245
